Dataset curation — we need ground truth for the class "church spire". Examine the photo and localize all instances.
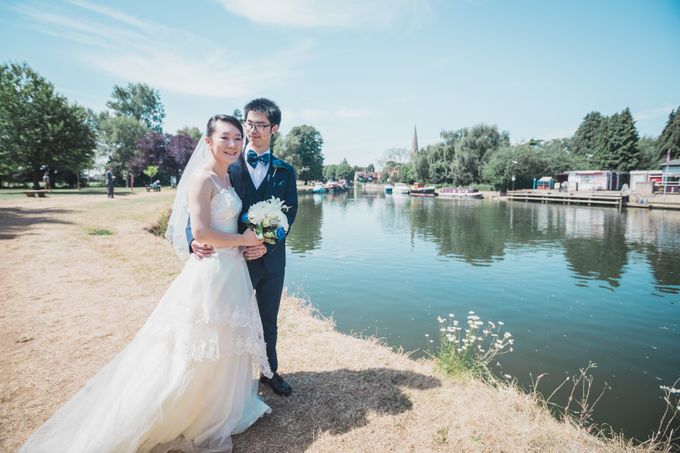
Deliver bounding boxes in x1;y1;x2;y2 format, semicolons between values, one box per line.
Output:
411;125;419;159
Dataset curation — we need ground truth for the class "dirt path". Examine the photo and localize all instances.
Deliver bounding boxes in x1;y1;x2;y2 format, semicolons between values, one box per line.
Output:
0;192;642;452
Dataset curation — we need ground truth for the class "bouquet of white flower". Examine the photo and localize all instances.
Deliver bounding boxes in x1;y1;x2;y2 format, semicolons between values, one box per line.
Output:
241;197;290;244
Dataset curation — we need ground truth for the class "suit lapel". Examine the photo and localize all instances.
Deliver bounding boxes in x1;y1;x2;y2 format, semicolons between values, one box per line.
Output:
263;160;276;200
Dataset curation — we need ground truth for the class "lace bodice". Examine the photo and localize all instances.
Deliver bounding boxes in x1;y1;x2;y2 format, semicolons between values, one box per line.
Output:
210;187;242;235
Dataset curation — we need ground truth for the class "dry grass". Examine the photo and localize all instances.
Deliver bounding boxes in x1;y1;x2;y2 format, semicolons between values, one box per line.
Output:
0;192;665;452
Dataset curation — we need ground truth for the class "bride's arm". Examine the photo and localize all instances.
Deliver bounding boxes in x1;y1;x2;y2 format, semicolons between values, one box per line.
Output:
187;173;262;248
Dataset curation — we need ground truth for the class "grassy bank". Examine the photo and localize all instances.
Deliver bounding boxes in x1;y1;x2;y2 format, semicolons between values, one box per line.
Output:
0;191;667;452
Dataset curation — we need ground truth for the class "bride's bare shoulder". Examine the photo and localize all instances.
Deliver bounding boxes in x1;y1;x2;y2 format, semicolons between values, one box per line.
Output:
187;168;213;194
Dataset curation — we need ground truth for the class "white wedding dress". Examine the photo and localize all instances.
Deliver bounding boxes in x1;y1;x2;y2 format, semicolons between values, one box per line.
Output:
20;186;272;453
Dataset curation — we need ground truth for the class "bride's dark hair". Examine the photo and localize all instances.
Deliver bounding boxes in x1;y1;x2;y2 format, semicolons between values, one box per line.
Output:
206;114;243;136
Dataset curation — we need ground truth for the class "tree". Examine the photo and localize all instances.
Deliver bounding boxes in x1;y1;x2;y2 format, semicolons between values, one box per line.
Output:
167;131;199;178
449;124;510;185
413;149;430;181
572;112;605;156
97;115;148;177
399;162;415;183
637;136;659;170
274;125;324;183
594;109;640;171
232;109;244;122
177;126;202;143
131;131;170;177
106;83;165;132
143;165;159;184
335;158;353;181
482;142;586;190
0;63;95;188
323;164;337;181
380;147;410;165
366;163;375;173
658;106;680;161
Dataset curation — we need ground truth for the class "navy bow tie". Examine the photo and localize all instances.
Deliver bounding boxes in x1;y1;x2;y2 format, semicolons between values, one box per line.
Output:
246;150;271;168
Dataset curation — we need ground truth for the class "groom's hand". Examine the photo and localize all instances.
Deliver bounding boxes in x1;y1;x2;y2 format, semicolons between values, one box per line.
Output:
191;240;215;259
244;243;266;260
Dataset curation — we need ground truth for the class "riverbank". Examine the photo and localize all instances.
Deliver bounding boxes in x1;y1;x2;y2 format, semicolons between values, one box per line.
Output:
0;191;660;452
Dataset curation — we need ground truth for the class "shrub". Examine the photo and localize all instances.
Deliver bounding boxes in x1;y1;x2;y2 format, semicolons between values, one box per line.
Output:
433;311;513;382
146;208;171;237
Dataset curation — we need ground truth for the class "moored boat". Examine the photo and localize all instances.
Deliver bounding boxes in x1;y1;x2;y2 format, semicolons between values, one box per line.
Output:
384;184;393;194
312;182;327;194
393;183;410;195
410;183;436;197
437;187;483;199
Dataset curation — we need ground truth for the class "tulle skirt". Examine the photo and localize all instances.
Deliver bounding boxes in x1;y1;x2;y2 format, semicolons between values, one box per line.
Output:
20;247;272;453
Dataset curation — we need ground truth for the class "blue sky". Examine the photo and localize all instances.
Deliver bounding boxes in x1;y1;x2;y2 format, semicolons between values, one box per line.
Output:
1;0;679;167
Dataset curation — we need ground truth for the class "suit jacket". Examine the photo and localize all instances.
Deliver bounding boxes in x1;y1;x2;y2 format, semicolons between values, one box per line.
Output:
186;152;298;274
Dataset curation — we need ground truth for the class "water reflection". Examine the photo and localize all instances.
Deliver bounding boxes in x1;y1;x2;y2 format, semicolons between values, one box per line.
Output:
286;194;323;254
562;213;628;289
289;194;680;294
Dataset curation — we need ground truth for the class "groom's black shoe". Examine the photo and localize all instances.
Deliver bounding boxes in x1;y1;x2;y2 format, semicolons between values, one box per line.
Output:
260;373;292;397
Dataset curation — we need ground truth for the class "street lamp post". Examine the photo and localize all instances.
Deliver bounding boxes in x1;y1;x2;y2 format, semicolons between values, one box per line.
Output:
511;160;518;192
586;154;593;170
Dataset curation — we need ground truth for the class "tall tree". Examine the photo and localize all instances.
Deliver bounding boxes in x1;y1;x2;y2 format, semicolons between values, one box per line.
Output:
658;106;680;161
97;114;148;177
572;112;605;156
0;63;95;188
106;83;166;132
167;131;199;178
594;109;640;171
323;164;337;181
335;158;353;181
274;125;324;183
450;124;509;185
130;131;169;177
637;136;659;170
177;126;202;143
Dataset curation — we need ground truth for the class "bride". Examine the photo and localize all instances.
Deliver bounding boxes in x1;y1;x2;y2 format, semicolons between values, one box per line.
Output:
20;114;273;452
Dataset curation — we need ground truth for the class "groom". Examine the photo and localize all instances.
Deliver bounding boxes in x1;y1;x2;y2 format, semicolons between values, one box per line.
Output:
189;98;298;396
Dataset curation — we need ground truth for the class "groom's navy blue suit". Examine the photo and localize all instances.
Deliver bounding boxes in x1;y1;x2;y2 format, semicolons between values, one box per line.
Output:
187;151;297;374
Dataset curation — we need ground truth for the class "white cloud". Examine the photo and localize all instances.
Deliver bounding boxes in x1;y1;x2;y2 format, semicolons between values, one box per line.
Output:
14;2;312;99
217;0;430;28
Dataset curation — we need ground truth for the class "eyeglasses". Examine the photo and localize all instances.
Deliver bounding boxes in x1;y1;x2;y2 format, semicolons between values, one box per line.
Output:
243;122;274;132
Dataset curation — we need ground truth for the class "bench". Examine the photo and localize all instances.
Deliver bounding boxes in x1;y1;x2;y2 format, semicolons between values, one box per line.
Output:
24;190;48;198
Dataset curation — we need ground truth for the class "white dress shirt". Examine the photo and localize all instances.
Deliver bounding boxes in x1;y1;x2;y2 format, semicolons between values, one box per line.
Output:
244;149;270;190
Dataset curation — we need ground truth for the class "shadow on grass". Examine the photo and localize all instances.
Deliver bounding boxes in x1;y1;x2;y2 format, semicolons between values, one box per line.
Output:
50;188;136;197
234;368;441;452
0;207;74;240
0;188;138;199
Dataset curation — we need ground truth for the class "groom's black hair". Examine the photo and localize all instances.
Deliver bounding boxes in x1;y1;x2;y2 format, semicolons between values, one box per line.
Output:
244;98;281;126
206;114;243;137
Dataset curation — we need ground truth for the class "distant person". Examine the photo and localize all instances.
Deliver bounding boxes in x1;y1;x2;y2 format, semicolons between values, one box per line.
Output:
42;172;50;191
105;168;115;198
150;180;161;191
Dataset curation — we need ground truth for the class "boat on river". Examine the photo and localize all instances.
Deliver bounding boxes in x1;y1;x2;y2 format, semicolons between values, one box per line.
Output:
325;180;348;193
393;183;410;195
410;183;436;197
312;183;326;194
384;184;393;194
438;187;483;199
